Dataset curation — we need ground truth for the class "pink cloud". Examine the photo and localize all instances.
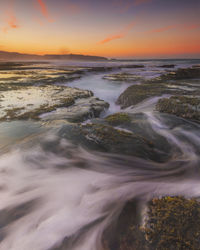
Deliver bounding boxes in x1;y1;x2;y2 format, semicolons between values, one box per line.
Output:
182;24;199;30
36;0;54;22
150;25;176;33
98;20;136;45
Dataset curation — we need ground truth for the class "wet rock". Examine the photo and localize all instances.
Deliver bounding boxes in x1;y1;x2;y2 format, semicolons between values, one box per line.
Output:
59;122;165;161
116;83;168;109
116;72;198;109
153;67;200;82
159;64;175;68
105;112;172;161
58;112;172;162
103;72;142;82
0;85;94;120
0;68;82;91
41;96;109;123
105;113;131;126
156;96;200;122
144;196;200;250
103;200;146;250
121;64;145;69
104;196;200;250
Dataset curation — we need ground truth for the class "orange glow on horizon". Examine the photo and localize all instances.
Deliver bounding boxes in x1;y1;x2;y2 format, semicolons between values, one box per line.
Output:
0;0;199;58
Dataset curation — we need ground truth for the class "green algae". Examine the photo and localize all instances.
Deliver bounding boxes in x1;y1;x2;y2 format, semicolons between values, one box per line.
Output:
105;113;131;126
104;196;200;250
144;196;200;250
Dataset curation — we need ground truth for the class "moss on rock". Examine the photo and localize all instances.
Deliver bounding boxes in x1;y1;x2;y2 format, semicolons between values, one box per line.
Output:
156;96;200;122
144;196;200;250
151;67;200;82
105;113;131;126
104;196;200;250
116;83;168;109
59;123;164;161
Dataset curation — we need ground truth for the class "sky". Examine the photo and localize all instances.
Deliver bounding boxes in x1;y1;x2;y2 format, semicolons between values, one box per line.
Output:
0;0;200;58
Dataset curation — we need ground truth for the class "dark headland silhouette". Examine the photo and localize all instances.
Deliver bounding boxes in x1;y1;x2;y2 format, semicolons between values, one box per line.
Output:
0;50;108;61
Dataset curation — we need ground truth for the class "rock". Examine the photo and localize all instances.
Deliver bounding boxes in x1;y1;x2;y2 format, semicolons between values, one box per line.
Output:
0;85;94;120
159;64;175;68
116;68;200;109
116;83;168;109
103;200;146;250
105;113;131;126
144;196;200;250
153;67;200;82
156;96;200;122
41;96;109;123
121;65;145;69
104;196;200;250
103;73;142;82
58;112;172;162
59;122;166;161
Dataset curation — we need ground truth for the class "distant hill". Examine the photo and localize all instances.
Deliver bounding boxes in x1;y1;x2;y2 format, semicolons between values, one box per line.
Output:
0;51;108;61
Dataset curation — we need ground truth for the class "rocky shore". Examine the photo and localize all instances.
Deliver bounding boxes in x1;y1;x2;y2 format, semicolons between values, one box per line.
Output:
0;62;200;249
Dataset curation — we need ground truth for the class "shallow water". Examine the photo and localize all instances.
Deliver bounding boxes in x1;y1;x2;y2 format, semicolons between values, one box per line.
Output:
0;59;200;250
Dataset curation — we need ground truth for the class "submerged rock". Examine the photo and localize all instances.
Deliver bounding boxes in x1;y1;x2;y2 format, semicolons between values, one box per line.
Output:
159;64;175;68
59;122;168;161
59;111;172;162
156;96;200;122
0;68;82;91
104;196;200;250
103;200;146;250
41;96;109;123
103;72;142;82
105;113;131;126
0;85;95;120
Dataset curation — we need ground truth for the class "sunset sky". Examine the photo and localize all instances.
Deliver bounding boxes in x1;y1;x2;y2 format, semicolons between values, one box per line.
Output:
0;0;200;58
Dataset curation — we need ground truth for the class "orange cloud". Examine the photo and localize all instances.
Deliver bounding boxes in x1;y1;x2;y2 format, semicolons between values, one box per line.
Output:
150;25;176;33
99;20;136;45
3;12;20;33
37;0;54;22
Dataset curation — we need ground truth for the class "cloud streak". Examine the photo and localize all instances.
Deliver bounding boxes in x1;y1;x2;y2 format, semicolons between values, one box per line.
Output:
150;25;176;33
182;24;199;31
37;0;54;22
99;20;136;45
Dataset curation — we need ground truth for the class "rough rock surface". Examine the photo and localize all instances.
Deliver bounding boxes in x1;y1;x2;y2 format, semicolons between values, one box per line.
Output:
104;196;200;250
0;85;95;120
59;122;169;161
156;95;200;122
41;96;109;122
103;72;142;82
